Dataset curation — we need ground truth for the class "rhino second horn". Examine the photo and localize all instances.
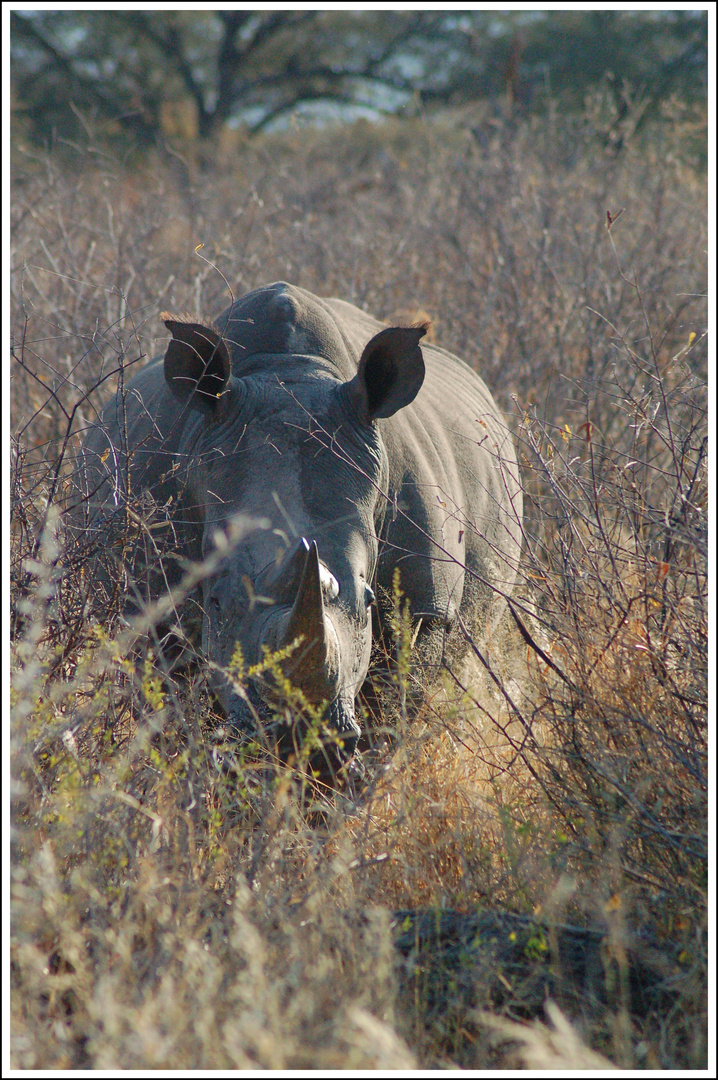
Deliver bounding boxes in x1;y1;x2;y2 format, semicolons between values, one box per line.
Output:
264;536;312;603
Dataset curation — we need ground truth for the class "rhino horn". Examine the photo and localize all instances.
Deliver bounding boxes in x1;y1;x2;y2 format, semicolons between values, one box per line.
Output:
282;539;328;669
275;539;344;703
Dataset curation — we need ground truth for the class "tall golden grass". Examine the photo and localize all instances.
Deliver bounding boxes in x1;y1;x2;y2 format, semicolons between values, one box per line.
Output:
11;100;707;1068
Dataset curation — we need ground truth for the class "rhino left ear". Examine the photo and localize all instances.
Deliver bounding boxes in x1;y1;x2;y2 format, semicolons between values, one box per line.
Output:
346;325;427;422
162;314;232;413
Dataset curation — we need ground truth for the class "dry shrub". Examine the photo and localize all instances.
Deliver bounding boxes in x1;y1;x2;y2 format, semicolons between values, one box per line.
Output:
11;101;707;1068
516;310;707;910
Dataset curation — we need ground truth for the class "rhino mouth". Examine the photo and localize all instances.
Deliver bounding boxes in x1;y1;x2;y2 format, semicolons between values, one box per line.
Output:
207;536;365;786
213;669;362;785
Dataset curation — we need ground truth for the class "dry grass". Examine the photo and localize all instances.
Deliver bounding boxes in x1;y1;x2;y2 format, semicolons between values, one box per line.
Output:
11;99;707;1069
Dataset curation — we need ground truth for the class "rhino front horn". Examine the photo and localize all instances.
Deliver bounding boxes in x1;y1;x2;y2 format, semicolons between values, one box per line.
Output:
282;539;327;666
270;539;339;703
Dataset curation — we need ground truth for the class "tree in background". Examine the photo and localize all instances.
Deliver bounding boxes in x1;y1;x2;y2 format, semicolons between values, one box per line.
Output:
11;8;707;149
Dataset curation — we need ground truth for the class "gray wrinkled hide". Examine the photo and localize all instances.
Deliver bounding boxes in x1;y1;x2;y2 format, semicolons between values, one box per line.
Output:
73;282;522;773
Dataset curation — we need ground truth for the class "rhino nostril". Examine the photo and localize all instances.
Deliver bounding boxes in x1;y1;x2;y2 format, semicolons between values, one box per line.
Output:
364;583;375;607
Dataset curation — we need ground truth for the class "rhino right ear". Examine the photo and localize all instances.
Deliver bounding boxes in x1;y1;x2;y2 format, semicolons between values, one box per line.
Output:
162;314;232;414
346;324;427;422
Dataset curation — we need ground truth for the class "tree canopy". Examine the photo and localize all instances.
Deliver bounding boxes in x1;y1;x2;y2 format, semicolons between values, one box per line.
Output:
11;8;707;148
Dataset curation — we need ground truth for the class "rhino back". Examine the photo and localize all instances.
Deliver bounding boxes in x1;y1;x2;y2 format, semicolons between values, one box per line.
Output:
78;359;186;502
215;283;362;378
74;283;520;639
74;358;202;604
377;341;522;632
216;286;522;629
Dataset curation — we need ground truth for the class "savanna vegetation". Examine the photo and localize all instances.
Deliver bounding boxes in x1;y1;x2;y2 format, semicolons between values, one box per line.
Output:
11;8;707;143
11;84;707;1069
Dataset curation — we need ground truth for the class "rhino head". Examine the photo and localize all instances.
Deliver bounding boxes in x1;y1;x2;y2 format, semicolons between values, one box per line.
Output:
161;311;426;779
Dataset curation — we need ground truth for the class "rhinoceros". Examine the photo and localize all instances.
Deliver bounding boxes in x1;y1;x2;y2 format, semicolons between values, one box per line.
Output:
74;282;522;776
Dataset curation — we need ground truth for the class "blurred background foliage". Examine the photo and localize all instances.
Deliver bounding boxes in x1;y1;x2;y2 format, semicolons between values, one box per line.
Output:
11;8;707;150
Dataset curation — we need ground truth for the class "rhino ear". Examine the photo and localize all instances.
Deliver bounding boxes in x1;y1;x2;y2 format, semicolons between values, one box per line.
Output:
162;314;232;413
346;325;427;422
